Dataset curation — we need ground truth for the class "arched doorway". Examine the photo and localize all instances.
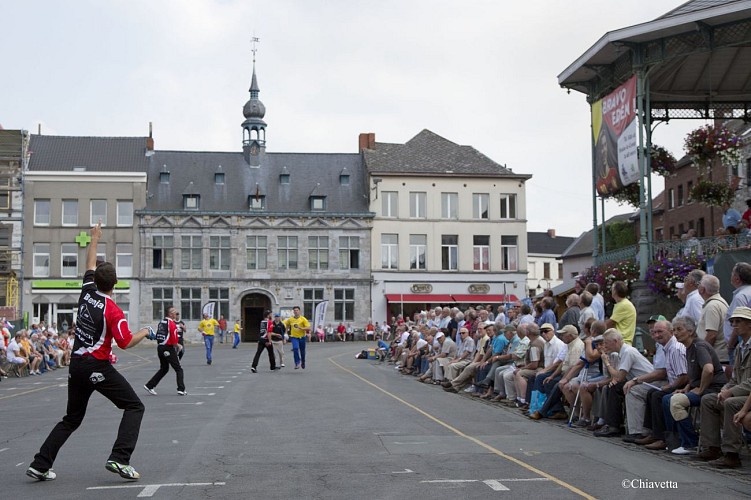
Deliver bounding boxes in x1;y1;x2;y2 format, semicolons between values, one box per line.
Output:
241;293;272;342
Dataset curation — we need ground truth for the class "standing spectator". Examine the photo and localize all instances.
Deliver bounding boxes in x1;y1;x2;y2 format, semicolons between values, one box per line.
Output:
697;275;729;367
27;222;153;481
559;294;581;333
218;315;228;344
606;281;637;346
724;262;751;377
587;283;605;321
198;313;219;365
679;269;705;323
722;202;742;231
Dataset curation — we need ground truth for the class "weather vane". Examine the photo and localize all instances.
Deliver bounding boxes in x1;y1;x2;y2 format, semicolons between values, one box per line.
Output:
251;36;260;63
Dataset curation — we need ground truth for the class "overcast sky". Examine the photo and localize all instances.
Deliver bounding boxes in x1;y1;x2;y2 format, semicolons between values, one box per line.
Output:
2;0;696;238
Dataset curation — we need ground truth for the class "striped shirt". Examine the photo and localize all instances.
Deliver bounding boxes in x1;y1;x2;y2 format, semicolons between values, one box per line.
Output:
663;335;687;385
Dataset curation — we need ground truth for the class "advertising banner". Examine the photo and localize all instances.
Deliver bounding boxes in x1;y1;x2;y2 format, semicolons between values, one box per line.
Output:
592;75;639;196
202;301;217;319
312;300;328;331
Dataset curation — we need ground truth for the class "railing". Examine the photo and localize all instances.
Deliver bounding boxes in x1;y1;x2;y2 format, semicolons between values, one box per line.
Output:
595;235;751;266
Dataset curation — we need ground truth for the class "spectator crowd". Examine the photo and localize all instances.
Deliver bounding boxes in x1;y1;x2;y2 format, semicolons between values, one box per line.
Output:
381;263;751;470
1;321;73;380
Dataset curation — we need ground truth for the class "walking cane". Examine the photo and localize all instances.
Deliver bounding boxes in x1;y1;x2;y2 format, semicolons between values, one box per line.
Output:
568;357;590;427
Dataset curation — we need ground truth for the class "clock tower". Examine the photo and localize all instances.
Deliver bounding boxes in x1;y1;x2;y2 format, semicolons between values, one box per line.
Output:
242;40;266;166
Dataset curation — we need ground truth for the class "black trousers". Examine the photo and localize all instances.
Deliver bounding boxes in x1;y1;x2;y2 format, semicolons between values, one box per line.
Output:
645;388;670;439
604;380;627;427
30;356;145;471
252;340;276;370
146;345;185;392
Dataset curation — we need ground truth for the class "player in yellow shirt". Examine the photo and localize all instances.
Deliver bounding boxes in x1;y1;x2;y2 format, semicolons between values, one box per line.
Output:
283;306;311;369
198;313;220;365
233;320;241;349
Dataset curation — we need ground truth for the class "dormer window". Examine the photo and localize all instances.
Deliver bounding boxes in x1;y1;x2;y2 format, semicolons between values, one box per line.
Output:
249;195;266;210
279;173;290;185
183;195;200;210
310;196;326;211
215;173;225;185
339;174;350;185
160;172;170;184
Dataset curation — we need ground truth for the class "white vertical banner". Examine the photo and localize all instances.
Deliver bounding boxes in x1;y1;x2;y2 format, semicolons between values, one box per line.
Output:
313;300;328;331
202;301;217;319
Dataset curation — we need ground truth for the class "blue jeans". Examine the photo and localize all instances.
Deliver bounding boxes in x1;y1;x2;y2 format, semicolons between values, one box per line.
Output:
204;335;214;363
662;391;701;448
218;329;226;343
233;332;240;348
290;336;306;366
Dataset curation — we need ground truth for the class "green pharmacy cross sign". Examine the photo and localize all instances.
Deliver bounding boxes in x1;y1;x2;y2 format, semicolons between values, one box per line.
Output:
75;231;92;247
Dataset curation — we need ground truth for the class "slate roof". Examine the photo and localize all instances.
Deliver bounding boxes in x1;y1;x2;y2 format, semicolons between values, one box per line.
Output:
146;150;370;215
527;232;576;256
658;0;743;19
562;212;635;259
28;135;150;172
363;129;530;178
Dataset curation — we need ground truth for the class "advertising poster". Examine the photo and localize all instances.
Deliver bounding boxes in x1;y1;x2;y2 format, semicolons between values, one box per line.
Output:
592;75;639;196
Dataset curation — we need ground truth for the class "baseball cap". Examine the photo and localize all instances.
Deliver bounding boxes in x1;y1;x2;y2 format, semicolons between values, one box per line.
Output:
556;325;578;337
647;314;667;323
274;313;281;317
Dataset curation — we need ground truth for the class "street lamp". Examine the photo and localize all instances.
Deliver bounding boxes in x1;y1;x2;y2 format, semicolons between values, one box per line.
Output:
536;279;551;294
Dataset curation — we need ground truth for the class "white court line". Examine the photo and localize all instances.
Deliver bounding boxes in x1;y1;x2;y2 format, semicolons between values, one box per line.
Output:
0;447;9;453
87;481;226;498
187;393;215;396
393;441;427;445
420;478;549;492
195;386;224;389
165;402;204;406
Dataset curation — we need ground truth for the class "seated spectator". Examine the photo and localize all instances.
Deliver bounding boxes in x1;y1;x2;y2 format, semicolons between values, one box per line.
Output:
529;325;584;420
593;329;654;437
336;322;346;342
560;319;608;426
418;331;456;384
476;325;519;399
504;323;543;408
621;318;683;445
695;305;751;468
5;331;28;376
315;325;325;342
732;391;751;432
664;315;726;455
522;323;565;414
20;331;42;375
365;320;375;341
494;323;530;402
444;324;491;393
440;328;475;385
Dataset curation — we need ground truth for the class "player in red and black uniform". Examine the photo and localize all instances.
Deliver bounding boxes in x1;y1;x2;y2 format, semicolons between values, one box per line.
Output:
144;306;186;395
27;222;155;482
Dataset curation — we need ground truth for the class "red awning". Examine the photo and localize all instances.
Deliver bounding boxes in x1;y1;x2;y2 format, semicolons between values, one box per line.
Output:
385;294;455;304
451;294;519;303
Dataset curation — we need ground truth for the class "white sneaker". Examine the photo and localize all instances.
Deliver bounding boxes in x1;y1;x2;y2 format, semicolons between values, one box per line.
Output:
105;460;140;480
464;385;477;393
143;385;157;396
671;446;696;455
26;467;56;481
177;390;187;396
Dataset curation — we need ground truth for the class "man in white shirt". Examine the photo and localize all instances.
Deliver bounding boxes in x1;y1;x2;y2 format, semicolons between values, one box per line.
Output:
680;269;705;323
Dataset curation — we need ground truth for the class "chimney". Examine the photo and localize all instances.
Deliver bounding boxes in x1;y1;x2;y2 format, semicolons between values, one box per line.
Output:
547;229;556;238
146;122;154;152
358;132;375;152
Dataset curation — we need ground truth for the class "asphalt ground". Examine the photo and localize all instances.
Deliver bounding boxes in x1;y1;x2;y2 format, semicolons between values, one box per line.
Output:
1;340;750;499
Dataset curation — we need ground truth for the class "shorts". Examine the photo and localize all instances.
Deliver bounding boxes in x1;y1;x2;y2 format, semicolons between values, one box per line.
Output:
8;356;25;364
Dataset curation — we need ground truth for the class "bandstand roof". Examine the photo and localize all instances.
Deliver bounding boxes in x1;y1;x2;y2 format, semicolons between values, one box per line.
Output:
559;0;751;119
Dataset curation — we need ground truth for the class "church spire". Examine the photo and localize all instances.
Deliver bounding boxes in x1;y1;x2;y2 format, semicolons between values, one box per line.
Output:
242;37;266;165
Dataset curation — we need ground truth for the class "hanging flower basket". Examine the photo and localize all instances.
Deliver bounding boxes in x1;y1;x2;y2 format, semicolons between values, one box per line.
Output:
684;124;742;168
650;145;677;177
610;182;640;208
689;179;735;207
645;254;706;298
